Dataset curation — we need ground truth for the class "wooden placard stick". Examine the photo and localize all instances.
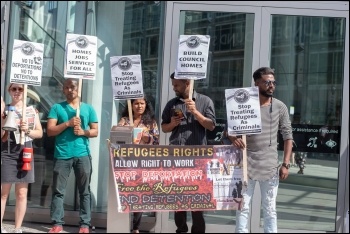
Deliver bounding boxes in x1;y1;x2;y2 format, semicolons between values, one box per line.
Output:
76;79;82;117
188;79;194;100
20;84;28;145
127;99;134;126
242;135;248;186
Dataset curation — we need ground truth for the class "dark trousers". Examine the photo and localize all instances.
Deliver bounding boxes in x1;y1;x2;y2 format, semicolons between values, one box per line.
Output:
50;156;92;228
175;211;205;233
132;212;143;230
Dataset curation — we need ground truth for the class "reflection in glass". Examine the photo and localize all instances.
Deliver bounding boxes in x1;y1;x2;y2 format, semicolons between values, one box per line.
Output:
270;15;345;231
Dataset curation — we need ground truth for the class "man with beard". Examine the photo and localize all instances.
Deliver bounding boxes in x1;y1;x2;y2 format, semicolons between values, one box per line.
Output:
161;72;216;233
47;78;98;233
228;67;293;233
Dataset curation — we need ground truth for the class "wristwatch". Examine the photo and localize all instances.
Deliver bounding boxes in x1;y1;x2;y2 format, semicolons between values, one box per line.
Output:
281;163;290;169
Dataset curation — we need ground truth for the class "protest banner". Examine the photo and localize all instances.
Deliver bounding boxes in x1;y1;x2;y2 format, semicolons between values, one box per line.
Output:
10;39;44;144
110;55;144;125
109;144;244;213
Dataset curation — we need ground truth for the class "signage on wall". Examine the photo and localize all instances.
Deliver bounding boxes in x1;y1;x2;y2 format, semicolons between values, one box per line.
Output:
175;35;210;79
110;55;144;100
278;124;341;154
10;39;44;86
207;118;227;145
225;87;262;135
64;33;97;80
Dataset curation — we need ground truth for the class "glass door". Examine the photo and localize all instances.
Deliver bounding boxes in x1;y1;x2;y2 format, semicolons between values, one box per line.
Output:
260;7;347;233
159;1;348;233
159;2;261;233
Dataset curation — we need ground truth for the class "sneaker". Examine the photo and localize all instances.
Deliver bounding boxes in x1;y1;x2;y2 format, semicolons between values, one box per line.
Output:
78;227;89;233
14;228;22;233
1;226;8;233
48;225;63;233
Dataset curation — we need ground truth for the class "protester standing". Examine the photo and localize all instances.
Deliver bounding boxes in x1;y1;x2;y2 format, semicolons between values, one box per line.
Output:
47;78;98;233
118;95;159;233
228;67;293;233
161;72;216;233
1;83;43;233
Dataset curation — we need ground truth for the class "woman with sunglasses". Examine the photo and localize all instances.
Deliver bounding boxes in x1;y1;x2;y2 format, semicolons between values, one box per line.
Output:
117;95;159;233
1;83;43;233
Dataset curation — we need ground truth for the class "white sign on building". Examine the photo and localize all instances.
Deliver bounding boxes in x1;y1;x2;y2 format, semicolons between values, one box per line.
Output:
225;87;262;135
10;40;44;86
110;55;144;100
64;33;97;80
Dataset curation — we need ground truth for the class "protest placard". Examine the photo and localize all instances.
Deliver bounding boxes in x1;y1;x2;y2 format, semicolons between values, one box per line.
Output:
110;55;144;100
225;87;261;135
64;33;97;80
10;40;44;86
109;144;244;213
175;35;210;80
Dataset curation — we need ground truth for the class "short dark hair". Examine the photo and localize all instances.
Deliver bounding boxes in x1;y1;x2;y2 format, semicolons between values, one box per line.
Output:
253;67;275;81
170;72;187;83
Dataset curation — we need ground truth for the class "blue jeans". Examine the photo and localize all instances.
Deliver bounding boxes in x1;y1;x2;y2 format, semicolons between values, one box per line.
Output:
50;156;92;227
235;171;279;233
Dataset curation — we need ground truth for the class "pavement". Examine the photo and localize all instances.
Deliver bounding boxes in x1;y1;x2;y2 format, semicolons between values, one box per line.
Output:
2;221;107;233
1;159;339;233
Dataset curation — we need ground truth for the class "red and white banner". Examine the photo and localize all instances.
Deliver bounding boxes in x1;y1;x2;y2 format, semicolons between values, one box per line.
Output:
109;144;244;213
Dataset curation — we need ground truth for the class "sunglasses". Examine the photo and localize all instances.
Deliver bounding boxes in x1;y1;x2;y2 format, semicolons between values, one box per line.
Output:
10;87;24;92
262;80;277;87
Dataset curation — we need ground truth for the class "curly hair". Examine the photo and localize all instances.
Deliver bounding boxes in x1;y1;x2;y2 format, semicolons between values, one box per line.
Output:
121;95;156;125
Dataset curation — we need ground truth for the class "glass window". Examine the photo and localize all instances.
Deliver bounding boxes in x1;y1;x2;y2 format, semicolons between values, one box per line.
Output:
6;1;73;209
5;1;165;218
270;15;345;232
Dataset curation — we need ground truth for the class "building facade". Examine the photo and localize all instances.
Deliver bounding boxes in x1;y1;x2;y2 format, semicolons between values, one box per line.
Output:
1;1;349;232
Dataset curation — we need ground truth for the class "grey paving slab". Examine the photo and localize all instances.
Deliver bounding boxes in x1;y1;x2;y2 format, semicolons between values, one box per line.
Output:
2;221;107;233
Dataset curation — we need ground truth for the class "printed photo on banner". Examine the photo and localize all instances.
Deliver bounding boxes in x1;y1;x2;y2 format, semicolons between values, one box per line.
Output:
109;144;244;213
175;35;210;79
13;106;37;144
10;40;44;86
64;33;97;80
110;55;144;100
225;87;262;135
